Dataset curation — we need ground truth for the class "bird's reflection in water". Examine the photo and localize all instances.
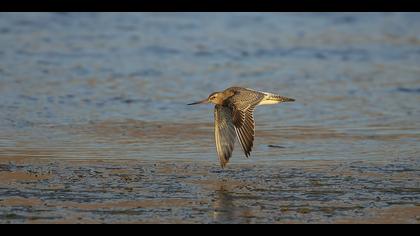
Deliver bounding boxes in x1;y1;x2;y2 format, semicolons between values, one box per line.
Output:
212;181;254;224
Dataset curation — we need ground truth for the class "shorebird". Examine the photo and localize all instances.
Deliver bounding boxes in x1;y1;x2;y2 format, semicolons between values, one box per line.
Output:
188;87;295;168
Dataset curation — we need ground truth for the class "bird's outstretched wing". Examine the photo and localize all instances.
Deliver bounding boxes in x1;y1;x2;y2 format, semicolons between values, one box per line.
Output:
231;104;256;158
214;105;236;168
227;88;265;158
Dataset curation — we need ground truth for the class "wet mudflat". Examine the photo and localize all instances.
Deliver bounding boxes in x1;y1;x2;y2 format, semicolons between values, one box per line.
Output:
0;156;418;224
0;120;418;223
0;13;419;223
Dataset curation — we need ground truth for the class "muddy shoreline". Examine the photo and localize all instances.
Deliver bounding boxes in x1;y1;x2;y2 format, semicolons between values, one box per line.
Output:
0;156;418;224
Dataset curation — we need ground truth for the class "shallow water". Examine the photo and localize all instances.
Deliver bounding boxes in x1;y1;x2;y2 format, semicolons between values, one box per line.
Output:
0;13;419;223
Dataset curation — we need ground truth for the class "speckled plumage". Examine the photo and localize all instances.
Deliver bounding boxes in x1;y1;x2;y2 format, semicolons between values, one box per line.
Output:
188;87;295;168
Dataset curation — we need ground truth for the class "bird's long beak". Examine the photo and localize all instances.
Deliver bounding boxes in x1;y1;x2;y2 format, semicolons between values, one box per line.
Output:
187;98;209;105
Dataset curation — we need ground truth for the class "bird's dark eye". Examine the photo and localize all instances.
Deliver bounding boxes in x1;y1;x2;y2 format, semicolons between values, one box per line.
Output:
211;96;215;100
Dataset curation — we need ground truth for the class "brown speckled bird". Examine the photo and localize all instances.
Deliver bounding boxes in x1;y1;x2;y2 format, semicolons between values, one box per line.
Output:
188;87;295;168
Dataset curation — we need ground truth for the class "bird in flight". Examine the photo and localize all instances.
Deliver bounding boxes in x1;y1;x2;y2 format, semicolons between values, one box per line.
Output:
188;87;295;168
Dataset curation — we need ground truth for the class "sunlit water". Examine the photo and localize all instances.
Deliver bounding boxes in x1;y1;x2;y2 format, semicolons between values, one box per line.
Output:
0;13;418;163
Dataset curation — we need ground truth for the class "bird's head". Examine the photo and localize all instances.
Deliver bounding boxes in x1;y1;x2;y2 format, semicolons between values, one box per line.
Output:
188;91;225;105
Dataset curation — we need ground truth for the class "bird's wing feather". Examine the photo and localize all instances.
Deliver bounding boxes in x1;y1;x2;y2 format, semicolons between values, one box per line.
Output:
227;89;264;158
232;104;256;157
214;105;236;168
227;87;265;110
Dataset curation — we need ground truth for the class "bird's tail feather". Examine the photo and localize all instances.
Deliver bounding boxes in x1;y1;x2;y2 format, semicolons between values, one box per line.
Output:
259;93;295;105
269;94;295;102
